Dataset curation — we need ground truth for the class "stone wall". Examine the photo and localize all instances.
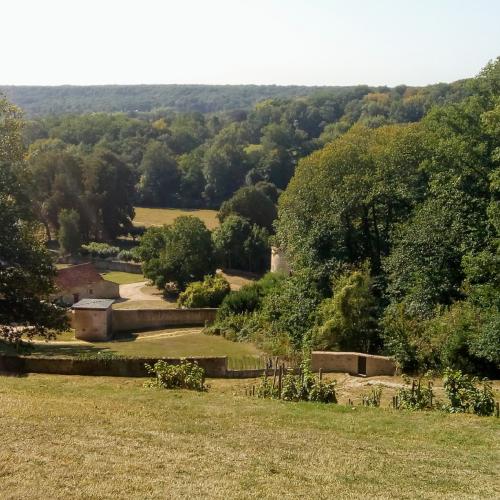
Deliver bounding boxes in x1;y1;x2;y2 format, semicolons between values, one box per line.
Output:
112;308;217;333
0;355;227;377
59;256;142;274
311;351;396;377
92;259;142;274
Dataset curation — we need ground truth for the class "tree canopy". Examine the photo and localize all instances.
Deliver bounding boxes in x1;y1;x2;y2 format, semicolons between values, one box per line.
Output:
0;97;67;342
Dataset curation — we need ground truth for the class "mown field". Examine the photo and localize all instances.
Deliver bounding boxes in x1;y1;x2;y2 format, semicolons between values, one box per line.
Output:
133;207;219;230
0;374;498;499
1;328;263;365
101;271;145;285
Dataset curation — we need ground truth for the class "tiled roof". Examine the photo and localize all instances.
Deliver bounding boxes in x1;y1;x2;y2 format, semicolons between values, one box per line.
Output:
55;263;103;290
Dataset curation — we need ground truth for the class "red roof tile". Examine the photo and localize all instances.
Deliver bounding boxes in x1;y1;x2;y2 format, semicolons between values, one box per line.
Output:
55;263;104;290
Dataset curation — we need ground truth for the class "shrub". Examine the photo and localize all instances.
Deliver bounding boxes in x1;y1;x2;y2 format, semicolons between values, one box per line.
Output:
177;274;230;308
81;242;120;259
117;249;140;262
442;368;495;416
362;386;383;407
382;303;437;373
257;360;337;404
217;284;262;319
312;264;380;353
216;272;285;321
395;376;434;410
145;359;207;391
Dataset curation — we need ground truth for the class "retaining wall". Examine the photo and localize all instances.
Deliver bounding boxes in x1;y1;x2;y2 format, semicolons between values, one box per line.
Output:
59;256;142;274
112;308;217;333
0;355;227;378
92;259;142;274
311;351;396;376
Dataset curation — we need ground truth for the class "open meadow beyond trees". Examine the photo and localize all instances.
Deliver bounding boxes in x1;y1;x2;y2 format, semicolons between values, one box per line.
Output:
133;207;220;230
0;374;498;499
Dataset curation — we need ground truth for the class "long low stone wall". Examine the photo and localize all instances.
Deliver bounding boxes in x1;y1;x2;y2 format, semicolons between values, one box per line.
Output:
112;308;217;333
58;256;142;274
311;351;396;377
0;355;227;378
92;259;142;274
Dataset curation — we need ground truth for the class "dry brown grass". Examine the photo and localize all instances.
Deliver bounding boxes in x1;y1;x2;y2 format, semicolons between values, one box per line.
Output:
133;207;220;230
0;374;498;499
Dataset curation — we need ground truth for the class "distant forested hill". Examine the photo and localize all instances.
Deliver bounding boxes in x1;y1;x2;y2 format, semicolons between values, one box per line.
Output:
0;84;341;116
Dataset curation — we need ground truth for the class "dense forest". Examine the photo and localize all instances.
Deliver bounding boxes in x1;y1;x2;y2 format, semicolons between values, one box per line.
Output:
208;58;500;376
14;77;471;243
1;82;467;116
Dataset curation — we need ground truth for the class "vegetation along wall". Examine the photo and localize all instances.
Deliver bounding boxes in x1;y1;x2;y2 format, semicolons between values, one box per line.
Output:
0;355;228;377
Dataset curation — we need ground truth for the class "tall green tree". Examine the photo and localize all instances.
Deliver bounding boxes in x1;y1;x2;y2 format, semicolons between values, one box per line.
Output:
218;186;277;231
212;214;270;272
84;149;136;240
0;97;67;343
138;216;215;291
58;209;81;255
137;141;179;206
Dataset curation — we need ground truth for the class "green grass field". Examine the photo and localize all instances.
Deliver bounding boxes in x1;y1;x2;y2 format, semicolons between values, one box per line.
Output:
101;271;145;284
1;329;263;362
0;374;498;499
133;207;220;230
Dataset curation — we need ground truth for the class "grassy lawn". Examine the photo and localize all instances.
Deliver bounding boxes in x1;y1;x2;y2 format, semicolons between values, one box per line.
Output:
133;207;219;230
101;271;145;284
1;329;263;362
0;374;498;499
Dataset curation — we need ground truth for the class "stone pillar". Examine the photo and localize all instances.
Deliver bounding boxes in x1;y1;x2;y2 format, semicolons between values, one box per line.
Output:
270;246;291;275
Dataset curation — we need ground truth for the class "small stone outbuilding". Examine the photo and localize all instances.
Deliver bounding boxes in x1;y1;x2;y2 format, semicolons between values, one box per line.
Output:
53;263;120;306
72;298;115;341
311;351;396;377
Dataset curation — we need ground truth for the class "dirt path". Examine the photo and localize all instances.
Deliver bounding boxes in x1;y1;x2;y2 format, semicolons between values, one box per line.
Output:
119;281;161;301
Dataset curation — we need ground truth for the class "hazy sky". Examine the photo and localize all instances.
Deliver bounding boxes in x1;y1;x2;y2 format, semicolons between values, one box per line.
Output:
2;0;499;86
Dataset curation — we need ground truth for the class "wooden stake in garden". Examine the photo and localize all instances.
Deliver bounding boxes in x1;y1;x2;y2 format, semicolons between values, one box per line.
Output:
272;359;278;392
278;365;283;399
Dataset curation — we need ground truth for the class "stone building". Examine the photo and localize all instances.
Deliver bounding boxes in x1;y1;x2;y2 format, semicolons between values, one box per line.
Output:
72;298;115;341
270;246;291;275
53;263;120;306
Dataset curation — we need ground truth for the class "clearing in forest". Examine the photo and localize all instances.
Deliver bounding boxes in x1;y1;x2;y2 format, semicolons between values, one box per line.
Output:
133;207;219;230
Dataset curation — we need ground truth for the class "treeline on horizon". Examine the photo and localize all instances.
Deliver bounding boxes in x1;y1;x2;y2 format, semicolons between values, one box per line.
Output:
0;81;468;116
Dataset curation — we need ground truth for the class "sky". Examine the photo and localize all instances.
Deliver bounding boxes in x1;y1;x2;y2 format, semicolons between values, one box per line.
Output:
1;0;499;87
